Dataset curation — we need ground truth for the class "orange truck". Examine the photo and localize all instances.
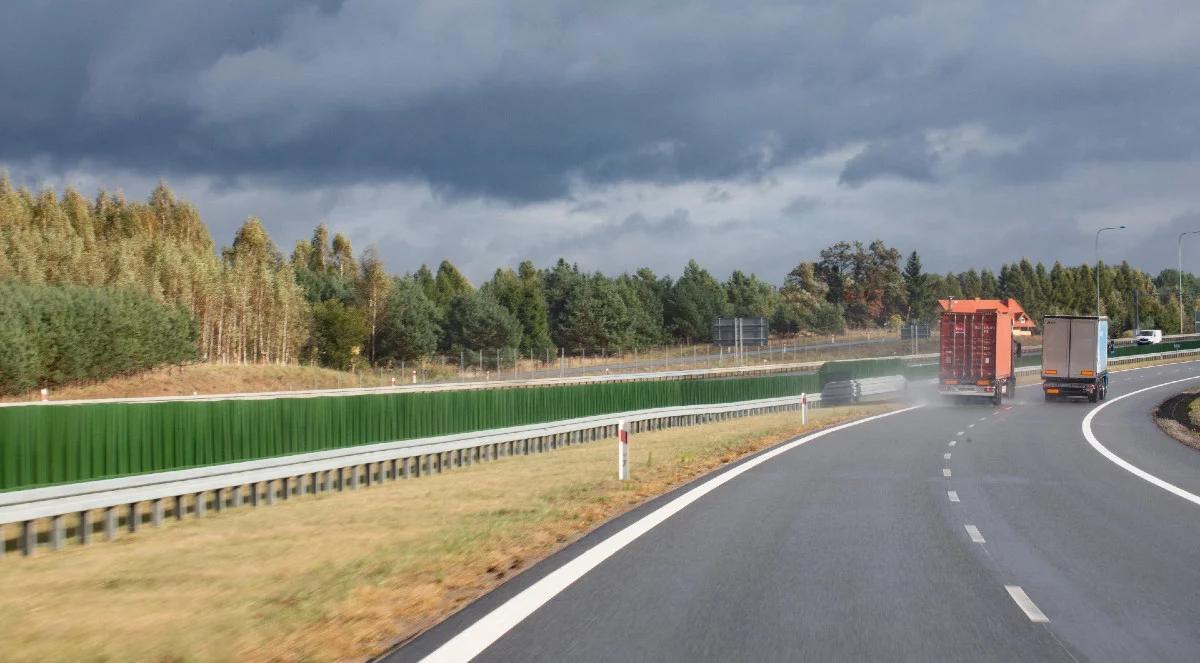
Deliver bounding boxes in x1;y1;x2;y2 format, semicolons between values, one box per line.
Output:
938;308;1016;406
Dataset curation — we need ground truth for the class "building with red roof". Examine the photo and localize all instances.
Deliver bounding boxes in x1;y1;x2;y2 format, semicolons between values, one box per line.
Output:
937;298;1037;335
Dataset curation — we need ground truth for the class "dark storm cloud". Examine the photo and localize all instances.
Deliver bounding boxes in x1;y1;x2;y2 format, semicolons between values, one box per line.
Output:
839;135;937;187
5;1;1200;203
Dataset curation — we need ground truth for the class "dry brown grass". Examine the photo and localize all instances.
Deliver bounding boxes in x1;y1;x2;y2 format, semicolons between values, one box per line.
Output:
0;404;889;662
0;363;385;402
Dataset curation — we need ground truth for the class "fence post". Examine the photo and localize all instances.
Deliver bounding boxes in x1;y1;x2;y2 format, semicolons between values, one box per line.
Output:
618;419;630;480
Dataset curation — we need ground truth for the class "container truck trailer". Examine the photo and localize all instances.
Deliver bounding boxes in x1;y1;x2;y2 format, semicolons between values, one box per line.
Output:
1041;315;1109;402
938;309;1015;406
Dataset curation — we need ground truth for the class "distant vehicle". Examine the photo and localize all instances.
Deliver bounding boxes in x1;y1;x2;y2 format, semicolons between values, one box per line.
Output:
1041;315;1108;402
938;308;1015;406
1135;329;1163;345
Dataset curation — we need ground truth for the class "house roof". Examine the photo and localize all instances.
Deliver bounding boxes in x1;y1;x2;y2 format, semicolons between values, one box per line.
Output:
937;298;1038;329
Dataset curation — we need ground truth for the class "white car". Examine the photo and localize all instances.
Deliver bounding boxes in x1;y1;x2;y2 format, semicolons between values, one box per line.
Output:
1135;329;1163;345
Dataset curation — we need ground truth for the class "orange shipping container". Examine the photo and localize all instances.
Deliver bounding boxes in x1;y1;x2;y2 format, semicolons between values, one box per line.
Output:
939;309;1015;404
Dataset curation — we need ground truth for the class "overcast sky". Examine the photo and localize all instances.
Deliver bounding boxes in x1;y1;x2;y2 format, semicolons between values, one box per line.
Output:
4;1;1200;283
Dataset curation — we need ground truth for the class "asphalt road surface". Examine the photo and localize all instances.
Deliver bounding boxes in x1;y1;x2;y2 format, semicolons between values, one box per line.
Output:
388;361;1200;663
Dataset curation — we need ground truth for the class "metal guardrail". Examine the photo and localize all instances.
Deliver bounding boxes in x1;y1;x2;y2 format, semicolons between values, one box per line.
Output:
1;391;857;558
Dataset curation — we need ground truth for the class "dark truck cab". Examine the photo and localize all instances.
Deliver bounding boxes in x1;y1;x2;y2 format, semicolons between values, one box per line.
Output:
1041;315;1109;402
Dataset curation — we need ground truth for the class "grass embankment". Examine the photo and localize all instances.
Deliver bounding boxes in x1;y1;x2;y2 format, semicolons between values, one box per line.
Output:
0;363;384;402
0;404;889;662
1154;390;1200;452
2;329;952;403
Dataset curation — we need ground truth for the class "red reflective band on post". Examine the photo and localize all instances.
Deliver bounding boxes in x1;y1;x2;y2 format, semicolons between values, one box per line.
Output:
619;429;628;444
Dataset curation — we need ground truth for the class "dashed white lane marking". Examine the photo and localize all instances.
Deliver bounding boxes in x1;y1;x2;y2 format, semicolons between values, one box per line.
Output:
944;453;951;460
943;468;952;477
965;525;985;543
1005;585;1050;623
417;407;922;663
1082;375;1200;508
978;417;987;421
947;490;960;502
967;423;975;429
948;439;957;447
956;431;965;436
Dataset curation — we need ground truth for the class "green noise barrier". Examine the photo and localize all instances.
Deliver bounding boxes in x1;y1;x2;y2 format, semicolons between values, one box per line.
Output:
819;358;906;384
1111;339;1200;357
0;374;820;492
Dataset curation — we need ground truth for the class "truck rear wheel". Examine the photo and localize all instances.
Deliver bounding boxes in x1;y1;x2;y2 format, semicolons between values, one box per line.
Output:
993;385;1002;406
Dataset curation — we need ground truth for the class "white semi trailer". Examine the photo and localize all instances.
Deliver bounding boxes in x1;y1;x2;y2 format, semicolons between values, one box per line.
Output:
1041;315;1109;403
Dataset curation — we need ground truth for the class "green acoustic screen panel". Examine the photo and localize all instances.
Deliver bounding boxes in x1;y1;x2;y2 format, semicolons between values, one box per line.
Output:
0;374;821;491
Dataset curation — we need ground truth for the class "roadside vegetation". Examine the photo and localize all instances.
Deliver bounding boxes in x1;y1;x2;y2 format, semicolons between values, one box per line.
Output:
0;404;889;662
2;177;1196;396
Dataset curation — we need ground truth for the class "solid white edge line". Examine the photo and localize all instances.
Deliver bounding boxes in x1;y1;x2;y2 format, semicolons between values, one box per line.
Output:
418;406;923;663
1082;375;1200;508
1005;585;1050;623
956;431;965;436
965;524;985;543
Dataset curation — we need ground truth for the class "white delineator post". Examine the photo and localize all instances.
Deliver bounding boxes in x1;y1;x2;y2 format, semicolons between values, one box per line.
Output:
618;419;629;480
801;393;808;425
411;370;417;384
40;387;49;402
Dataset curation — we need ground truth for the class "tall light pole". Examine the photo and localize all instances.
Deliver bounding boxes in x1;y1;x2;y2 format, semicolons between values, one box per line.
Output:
1095;225;1125;315
1179;231;1200;333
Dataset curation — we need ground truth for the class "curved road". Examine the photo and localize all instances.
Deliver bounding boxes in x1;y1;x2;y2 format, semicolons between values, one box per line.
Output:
389;361;1200;662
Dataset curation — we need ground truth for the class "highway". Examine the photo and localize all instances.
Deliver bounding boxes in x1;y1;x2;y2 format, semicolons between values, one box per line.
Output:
389;360;1200;662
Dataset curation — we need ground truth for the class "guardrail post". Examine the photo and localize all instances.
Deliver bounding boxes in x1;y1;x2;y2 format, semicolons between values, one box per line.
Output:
251;482;261;505
233;485;243;508
196;492;207;517
21;520;35;557
128;503;139;533
78;511;91;546
151;499;164;527
214;488;225;512
51;515;64;551
174;494;185;520
402;457;412;479
618;419;629;480
104;507;117;540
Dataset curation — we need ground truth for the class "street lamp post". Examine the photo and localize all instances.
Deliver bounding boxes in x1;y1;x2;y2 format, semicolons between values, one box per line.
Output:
1095;225;1125;315
1179;231;1200;334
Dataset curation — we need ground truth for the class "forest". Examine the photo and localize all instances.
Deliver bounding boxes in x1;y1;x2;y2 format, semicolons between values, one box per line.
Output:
1;177;1197;392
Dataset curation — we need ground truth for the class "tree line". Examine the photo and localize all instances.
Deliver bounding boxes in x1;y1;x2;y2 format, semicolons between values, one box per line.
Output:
2;178;1197;387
